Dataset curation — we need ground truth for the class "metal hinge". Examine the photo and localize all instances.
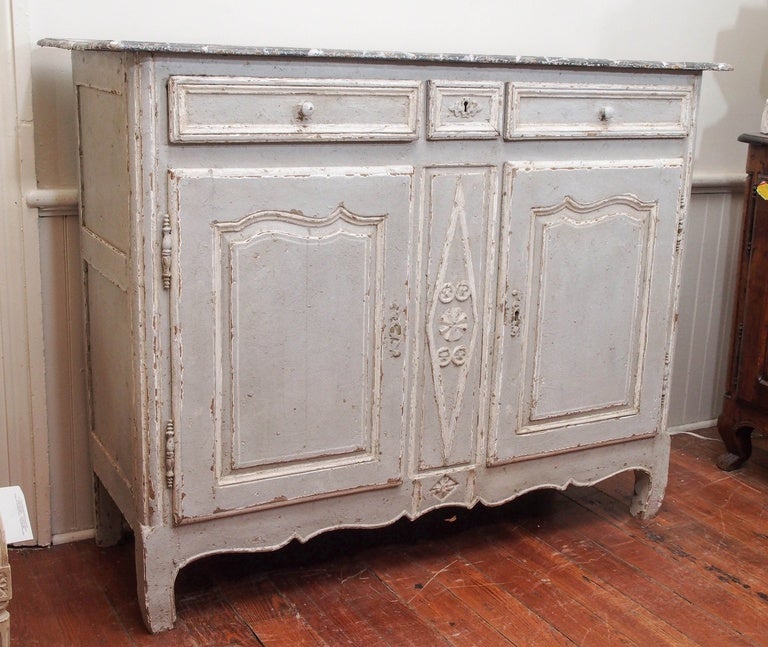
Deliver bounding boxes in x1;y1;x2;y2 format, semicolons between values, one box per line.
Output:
675;218;684;254
164;420;175;489
161;214;172;289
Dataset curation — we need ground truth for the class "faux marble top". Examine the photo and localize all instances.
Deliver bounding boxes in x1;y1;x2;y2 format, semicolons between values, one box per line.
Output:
38;38;731;72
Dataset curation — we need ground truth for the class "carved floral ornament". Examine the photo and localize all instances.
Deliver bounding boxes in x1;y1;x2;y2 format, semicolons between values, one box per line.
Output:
436;345;468;368
438;280;471;304
388;302;403;358
435;277;473;367
430;474;459;500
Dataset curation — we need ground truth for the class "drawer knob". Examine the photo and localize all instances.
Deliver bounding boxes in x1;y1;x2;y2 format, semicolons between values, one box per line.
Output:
297;101;315;120
599;105;615;122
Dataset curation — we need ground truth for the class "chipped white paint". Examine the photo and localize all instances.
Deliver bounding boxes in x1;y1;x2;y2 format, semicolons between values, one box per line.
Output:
44;38;713;633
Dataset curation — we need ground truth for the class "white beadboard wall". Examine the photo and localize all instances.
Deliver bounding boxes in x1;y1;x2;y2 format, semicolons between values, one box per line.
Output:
37;208;92;542
668;180;744;431
36;181;744;539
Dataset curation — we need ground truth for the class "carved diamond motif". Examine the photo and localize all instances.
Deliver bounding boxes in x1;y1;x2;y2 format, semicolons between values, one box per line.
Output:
426;178;479;458
430;475;459;500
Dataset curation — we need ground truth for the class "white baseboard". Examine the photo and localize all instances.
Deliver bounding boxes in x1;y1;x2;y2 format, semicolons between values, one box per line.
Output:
668;419;718;435
52;528;96;545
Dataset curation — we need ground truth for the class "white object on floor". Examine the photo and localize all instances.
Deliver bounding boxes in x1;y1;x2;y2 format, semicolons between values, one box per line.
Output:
0;486;32;544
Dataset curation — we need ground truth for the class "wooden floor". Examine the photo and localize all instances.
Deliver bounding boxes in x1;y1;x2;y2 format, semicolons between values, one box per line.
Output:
10;429;768;646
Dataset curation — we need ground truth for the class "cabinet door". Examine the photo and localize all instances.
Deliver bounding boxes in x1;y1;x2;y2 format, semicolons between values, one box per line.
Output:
168;167;413;523
489;160;683;464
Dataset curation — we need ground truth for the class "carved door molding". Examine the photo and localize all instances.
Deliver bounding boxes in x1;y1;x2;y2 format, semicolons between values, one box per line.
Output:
489;159;684;464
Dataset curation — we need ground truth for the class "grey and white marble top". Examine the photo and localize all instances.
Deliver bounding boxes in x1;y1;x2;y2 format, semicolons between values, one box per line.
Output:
37;38;731;72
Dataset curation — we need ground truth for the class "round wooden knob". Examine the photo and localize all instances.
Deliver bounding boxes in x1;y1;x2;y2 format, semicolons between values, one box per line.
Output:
298;101;315;119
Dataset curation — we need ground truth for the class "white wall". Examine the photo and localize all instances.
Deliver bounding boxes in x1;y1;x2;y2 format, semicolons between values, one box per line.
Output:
17;0;768;540
27;0;768;182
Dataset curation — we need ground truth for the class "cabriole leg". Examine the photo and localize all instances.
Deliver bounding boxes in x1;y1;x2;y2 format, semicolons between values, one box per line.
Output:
135;525;179;633
630;468;667;520
716;423;753;471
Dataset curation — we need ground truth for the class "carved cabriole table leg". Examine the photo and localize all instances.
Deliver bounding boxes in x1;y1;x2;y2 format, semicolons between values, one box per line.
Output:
630;468;666;519
629;437;670;520
0;519;10;647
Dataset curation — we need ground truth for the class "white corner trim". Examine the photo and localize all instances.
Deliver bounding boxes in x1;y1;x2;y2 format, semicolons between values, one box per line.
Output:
1;0;52;545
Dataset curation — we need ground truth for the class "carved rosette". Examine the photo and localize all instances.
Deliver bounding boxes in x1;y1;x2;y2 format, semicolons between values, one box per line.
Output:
426;178;479;457
439;306;469;341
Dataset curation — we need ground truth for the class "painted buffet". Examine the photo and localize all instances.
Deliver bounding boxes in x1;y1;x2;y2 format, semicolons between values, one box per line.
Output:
39;38;726;632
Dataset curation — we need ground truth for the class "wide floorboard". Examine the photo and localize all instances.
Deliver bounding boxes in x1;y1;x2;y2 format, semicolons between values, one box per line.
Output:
10;430;768;646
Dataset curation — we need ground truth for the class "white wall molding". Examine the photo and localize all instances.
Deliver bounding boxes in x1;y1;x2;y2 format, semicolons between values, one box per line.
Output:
27;187;79;217
691;172;746;194
26;172;745;219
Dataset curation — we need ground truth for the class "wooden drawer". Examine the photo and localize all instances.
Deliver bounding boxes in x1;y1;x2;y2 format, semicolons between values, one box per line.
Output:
168;76;421;142
505;82;692;139
427;81;503;139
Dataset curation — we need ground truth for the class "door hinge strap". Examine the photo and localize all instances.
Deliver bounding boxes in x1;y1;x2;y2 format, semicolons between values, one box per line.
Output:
165;420;175;489
161;214;172;289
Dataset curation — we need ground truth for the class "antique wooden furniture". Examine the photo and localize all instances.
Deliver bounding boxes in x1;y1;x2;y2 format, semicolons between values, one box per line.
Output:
40;38;724;632
717;134;768;470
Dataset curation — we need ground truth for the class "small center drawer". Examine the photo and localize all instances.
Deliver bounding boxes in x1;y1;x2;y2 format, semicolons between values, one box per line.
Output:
505;82;692;139
168;76;421;143
427;81;503;139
